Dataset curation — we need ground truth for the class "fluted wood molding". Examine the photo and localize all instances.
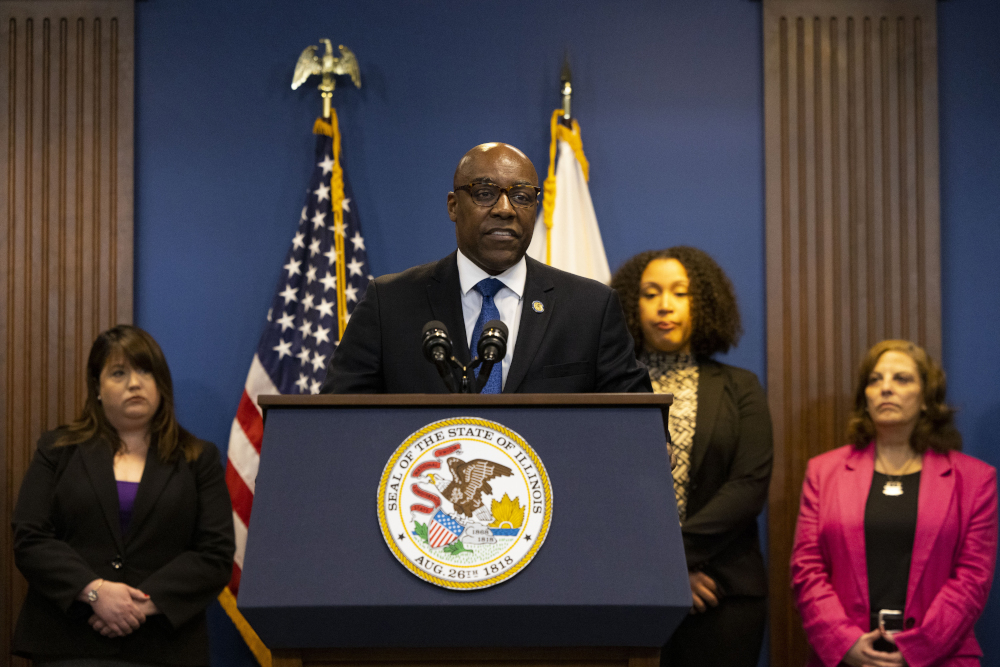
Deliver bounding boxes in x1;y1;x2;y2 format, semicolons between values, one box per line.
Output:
0;2;133;663
763;1;941;665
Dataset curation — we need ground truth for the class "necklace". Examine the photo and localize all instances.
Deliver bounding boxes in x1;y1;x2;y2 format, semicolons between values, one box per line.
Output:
876;450;919;496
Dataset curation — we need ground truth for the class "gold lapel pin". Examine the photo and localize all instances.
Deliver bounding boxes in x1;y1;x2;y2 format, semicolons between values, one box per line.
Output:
532;300;544;313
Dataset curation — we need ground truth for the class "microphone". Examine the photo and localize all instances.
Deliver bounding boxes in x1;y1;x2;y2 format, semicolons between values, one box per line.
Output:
474;320;508;393
477;319;508;363
422;320;453;362
422;321;459;393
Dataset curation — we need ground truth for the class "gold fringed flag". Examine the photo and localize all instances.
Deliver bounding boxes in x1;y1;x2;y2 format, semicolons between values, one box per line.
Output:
220;110;370;665
527;109;611;283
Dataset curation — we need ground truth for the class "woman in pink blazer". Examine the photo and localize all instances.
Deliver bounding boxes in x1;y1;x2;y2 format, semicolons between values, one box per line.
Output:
791;340;997;667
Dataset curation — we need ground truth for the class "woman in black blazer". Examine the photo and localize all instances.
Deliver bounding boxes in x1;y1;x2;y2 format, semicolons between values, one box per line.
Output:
612;247;774;667
12;325;235;666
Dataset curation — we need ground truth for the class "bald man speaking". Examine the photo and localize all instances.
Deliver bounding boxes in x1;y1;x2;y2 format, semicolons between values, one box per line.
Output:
320;143;651;394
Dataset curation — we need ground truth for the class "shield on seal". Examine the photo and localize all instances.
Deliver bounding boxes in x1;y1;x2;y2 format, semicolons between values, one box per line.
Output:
427;510;464;548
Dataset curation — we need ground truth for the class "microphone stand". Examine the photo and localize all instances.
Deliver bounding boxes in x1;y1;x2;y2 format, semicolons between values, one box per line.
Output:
423;320;506;394
439;356;489;394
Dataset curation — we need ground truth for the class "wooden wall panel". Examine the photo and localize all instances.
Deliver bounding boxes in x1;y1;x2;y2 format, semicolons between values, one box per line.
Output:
0;2;133;663
763;1;941;665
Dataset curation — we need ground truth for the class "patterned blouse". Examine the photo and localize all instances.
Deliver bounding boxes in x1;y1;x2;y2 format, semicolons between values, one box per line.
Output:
640;350;699;522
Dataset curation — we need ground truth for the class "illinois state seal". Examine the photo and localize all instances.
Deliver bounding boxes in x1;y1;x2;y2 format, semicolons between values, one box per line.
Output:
377;417;553;590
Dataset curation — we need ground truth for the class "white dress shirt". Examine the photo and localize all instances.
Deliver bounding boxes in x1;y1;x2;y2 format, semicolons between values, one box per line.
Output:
455;249;526;390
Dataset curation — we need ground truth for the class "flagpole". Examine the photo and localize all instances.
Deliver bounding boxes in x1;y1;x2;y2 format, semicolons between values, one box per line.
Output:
314;113;350;339
560;58;572;124
291;39;362;337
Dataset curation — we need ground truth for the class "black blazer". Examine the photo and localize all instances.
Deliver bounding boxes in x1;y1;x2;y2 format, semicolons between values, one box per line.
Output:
11;430;235;665
321;252;652;394
680;359;773;598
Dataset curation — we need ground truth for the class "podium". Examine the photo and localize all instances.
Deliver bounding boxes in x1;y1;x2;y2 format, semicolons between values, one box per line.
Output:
239;393;689;667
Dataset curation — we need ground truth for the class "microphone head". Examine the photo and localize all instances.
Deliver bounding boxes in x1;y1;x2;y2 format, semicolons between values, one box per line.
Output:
422;320;449;337
422;320;452;362
477;319;508;361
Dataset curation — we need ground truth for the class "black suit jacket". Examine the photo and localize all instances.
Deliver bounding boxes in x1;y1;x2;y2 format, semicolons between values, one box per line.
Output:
321;253;652;394
680;359;773;598
11;430;235;665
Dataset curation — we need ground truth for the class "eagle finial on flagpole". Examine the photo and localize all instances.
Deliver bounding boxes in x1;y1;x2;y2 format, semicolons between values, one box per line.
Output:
560;55;572;125
291;38;362;119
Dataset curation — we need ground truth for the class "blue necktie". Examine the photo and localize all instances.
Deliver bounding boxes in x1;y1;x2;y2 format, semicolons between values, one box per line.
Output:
471;278;504;394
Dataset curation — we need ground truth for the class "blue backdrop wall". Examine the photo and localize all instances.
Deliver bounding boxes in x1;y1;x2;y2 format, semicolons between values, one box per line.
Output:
132;1;999;665
938;2;1000;662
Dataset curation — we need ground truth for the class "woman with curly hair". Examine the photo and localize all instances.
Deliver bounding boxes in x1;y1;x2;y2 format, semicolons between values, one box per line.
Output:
611;247;773;667
791;340;997;667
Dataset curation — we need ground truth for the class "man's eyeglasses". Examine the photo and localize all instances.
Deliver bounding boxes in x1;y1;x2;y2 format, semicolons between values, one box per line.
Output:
455;183;541;209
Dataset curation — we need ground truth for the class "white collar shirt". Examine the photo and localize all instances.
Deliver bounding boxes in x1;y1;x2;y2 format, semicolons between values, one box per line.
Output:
456;249;526;390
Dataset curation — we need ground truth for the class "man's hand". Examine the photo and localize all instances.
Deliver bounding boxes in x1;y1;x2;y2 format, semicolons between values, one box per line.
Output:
86;582;149;637
689;571;720;613
842;630;907;667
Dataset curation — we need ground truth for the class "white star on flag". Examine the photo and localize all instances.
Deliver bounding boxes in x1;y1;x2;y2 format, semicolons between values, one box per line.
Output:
318;155;334;175
317;298;334;318
292;231;305;249
295;373;309;392
314;325;331;345
347;257;364;277
311;211;326;230
272;339;292;359
298;320;313;339
296;346;311;365
284;258;302;277
314;182;330;202
345;284;359;303
310;351;326;372
312;351;326;371
279;284;298;304
341;197;351;212
305;265;317;284
350;231;366;251
320;272;336;292
276;311;295;332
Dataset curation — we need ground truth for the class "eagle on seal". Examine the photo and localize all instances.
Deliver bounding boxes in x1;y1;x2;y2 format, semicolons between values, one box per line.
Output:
434;457;513;519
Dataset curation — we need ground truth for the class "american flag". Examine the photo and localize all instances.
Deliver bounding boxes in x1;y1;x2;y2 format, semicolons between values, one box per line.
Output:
224;120;371;597
427;510;465;548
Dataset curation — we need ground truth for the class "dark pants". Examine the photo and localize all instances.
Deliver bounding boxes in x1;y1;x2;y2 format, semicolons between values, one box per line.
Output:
661;595;767;667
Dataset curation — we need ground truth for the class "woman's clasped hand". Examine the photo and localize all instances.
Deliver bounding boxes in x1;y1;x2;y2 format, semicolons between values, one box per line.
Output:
843;630;907;667
80;578;157;637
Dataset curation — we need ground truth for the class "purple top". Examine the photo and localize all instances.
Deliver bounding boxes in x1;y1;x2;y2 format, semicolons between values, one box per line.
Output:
116;481;140;536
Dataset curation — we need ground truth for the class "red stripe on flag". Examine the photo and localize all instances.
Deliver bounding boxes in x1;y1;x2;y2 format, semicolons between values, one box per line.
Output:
228;564;242;597
236;390;264;452
226;463;254;527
